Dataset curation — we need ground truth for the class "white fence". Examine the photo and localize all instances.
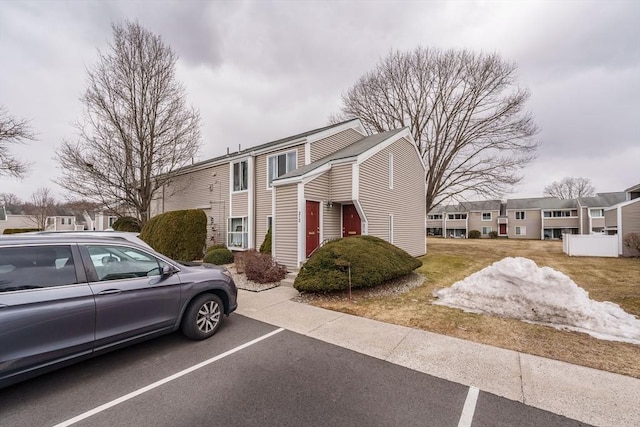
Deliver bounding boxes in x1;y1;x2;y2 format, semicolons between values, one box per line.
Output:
563;234;618;257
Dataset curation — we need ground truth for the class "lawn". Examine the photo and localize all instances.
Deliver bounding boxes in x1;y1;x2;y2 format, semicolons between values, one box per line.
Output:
302;238;640;378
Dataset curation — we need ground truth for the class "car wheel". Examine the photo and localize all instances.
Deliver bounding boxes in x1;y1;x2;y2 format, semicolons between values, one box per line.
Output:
182;294;224;340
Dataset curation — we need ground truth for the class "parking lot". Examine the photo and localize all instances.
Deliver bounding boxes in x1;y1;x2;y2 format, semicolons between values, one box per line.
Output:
0;314;587;427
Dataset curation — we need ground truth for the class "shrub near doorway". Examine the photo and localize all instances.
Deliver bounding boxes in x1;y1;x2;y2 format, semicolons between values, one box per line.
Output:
294;236;422;292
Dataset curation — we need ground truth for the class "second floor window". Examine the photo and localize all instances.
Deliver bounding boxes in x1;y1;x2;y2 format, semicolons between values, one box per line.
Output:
447;213;467;220
268;151;296;188
515;211;526;220
482;212;491;221
233;160;248;192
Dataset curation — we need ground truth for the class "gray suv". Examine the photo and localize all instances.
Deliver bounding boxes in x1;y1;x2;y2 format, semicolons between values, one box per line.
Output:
0;235;238;388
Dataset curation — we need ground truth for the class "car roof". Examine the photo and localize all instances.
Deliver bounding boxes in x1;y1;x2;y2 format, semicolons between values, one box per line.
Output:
18;230;154;251
0;234;149;249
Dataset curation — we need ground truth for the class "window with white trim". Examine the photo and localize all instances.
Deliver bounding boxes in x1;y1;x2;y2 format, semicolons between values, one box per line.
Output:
482;212;491;221
590;209;604;218
233;160;248;192
515;226;526;236
266;216;273;231
267;150;297;188
447;213;467;220
427;214;443;220
388;153;394;189
228;217;248;249
482;226;491;235
108;216;117;227
388;214;394;244
515;211;526;220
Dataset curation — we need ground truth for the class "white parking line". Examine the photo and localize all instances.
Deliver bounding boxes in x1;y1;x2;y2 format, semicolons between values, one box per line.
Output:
458;386;480;427
53;328;285;427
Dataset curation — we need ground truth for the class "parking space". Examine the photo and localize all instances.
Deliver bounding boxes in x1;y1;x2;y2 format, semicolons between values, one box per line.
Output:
0;315;589;427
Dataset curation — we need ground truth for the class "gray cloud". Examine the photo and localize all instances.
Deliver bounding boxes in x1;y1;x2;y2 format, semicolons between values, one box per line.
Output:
0;0;638;201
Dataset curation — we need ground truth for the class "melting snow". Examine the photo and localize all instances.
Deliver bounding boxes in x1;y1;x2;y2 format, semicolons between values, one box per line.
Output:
433;257;640;345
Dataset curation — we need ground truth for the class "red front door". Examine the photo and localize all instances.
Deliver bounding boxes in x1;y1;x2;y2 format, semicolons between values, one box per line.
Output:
342;204;361;237
499;224;507;235
306;201;320;257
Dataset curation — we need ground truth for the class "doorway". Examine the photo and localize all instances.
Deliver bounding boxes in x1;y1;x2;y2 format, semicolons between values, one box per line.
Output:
306;201;320;257
342;204;361;237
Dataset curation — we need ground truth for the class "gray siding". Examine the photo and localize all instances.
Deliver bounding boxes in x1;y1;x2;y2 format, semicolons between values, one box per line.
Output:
468;211;499;236
581;207;589;233
156;164;229;245
358;137;425;257
507;209;541;239
621;201;640;257
255;144;305;251
274;184;299;269
543;217;580;229
304;172;330;201
324;203;342;240
330;164;353;202
310;128;364;163
231;191;248;217
605;209;617;227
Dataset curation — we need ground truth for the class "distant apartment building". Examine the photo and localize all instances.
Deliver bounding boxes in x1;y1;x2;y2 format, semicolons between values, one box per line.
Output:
427;189;634;241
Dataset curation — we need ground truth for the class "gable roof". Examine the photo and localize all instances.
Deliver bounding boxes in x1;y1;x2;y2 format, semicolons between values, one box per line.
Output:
577;192;626;208
171;118;365;176
275;128;406;182
429;200;502;214
506;197;577;210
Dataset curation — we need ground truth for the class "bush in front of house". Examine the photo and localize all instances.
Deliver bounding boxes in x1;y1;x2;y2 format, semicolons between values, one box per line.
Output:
259;227;272;254
468;230;481;239
489;231;498;239
206;244;227;252
140;209;207;261
111;216;141;232
244;249;287;283
623;233;640;253
294;235;422;293
3;228;41;234
203;248;234;265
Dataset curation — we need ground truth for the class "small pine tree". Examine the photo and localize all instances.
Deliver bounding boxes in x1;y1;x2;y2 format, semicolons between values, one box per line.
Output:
259;227;272;254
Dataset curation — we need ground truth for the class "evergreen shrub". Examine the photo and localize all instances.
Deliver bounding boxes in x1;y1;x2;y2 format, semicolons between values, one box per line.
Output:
294;235;422;292
140;209;207;261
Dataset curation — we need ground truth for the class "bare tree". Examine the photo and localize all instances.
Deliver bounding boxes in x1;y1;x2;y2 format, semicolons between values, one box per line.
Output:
333;47;539;212
29;187;57;230
544;177;596;199
56;21;201;225
0;107;35;178
0;192;22;207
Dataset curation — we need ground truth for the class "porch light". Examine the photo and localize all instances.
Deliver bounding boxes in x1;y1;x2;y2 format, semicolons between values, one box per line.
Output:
325;200;333;208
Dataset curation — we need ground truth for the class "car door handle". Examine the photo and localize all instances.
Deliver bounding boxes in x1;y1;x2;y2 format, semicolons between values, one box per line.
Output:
98;289;122;295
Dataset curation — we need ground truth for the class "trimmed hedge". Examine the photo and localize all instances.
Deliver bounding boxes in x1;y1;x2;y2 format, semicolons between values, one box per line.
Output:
468;230;481;239
203;248;234;265
112;216;141;232
294;235;422;292
140;209;207;261
489;231;498;239
206;244;227;252
259;227;272;254
3;228;41;234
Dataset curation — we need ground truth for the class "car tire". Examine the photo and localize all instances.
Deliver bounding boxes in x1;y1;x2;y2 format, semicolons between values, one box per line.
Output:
181;294;224;340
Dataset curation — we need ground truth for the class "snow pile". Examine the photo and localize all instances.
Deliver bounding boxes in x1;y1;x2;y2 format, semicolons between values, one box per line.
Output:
433;257;640;345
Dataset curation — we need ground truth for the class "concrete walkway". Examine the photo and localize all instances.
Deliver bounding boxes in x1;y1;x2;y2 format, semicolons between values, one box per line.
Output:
236;286;640;427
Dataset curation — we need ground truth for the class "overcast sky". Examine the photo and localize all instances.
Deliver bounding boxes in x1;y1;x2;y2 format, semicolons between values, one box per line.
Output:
1;0;638;203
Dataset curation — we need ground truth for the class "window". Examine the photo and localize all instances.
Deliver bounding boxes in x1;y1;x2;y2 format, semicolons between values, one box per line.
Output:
267;151;297;187
389;153;394;189
233;160;248;192
482;212;491;221
60;218;65;225
544;210;573;218
266;216;273;231
108;216;117;227
388;214;394;243
515;211;526;220
86;245;165;282
482;226;491;235
0;245;78;292
447;213;467;220
427;214;443;220
515;226;526;236
228;217;248;249
590;209;604;218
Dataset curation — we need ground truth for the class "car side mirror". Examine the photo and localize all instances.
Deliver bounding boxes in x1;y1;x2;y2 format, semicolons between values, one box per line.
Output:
162;265;176;277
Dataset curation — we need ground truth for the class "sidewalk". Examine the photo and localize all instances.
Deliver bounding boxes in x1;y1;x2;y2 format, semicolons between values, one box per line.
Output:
235;286;640;427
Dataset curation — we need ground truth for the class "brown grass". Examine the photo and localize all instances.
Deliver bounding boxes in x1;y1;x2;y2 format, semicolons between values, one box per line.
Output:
302;238;640;378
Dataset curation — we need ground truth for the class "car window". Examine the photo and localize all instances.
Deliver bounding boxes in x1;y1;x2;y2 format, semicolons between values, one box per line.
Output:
0;245;78;292
86;245;166;282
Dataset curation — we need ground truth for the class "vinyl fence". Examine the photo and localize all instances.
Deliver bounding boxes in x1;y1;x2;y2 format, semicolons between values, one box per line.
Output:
563;234;618;257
